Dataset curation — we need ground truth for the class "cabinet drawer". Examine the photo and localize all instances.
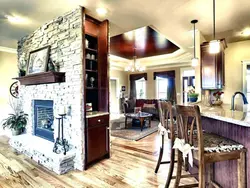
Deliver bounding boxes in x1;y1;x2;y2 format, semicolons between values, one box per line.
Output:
87;115;109;128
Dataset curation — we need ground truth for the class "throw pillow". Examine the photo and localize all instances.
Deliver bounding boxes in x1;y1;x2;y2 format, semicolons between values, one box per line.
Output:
143;103;156;109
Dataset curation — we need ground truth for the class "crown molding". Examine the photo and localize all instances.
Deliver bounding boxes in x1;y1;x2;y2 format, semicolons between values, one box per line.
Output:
0;46;17;54
110;51;192;71
146;62;191;70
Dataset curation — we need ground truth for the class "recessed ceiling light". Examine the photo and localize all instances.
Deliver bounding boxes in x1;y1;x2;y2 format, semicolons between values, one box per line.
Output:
5;14;28;24
241;28;250;36
96;7;107;16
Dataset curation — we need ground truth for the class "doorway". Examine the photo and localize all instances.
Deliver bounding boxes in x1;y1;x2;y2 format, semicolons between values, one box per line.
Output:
180;68;195;103
110;78;119;114
183;76;195;103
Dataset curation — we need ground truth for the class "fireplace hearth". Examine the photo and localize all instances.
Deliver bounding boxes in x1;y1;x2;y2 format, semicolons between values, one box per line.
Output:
33;100;54;142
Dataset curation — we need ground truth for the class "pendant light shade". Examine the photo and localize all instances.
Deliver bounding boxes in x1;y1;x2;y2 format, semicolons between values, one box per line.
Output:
209;0;220;54
209;40;220;53
191;19;198;67
191;57;199;67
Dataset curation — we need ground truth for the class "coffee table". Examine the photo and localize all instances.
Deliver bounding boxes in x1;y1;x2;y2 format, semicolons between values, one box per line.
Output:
125;112;152;131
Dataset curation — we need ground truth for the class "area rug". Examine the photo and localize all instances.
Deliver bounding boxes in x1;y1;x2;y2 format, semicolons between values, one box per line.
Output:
111;119;159;141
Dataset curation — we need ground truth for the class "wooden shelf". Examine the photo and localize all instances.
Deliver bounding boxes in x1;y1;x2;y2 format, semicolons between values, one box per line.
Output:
86;48;98;53
14;71;65;86
86;87;98;90
86;58;97;62
86;69;98;73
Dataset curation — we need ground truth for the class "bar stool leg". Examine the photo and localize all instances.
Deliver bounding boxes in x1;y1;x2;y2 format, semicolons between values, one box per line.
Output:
155;135;164;173
165;148;175;188
238;150;246;188
198;159;205;188
173;150;183;188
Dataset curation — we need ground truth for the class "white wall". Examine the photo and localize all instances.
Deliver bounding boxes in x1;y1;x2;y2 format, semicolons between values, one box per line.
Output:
0;51;18;135
222;40;250;105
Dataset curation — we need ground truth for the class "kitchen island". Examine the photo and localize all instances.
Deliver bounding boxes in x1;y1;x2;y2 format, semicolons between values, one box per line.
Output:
195;104;250;188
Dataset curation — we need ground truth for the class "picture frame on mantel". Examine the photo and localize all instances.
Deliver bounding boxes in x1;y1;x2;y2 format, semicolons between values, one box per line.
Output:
27;46;50;74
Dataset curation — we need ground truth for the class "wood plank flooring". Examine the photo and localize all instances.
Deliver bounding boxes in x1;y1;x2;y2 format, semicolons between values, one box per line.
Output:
0;133;197;187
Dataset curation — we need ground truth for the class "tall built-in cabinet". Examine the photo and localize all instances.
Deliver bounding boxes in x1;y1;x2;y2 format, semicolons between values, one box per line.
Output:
82;8;110;169
200;39;227;89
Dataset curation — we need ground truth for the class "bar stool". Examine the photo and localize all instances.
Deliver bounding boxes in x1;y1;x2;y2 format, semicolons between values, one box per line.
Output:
155;101;176;188
173;105;246;188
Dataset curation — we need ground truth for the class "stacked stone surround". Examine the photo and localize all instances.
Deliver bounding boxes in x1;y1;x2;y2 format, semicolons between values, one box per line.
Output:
15;7;85;173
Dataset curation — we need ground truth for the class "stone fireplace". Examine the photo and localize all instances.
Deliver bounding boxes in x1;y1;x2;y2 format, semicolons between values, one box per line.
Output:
10;7;85;174
33;100;54;142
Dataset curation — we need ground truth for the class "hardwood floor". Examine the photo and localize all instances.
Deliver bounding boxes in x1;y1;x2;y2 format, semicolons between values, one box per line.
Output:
0;133;197;188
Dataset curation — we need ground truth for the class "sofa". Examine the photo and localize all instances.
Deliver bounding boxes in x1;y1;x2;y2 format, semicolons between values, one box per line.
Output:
123;98;159;119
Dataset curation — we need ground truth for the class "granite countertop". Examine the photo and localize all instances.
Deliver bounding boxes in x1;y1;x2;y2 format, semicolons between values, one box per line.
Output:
187;103;250;127
86;111;109;118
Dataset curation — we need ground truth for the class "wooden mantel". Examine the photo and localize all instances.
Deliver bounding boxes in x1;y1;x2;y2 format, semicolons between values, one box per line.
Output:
14;71;65;86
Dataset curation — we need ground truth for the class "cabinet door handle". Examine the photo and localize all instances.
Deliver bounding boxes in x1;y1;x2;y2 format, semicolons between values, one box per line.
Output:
98;119;101;122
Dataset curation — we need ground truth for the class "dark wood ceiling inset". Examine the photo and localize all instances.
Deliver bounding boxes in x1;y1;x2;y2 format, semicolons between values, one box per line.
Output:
110;26;180;59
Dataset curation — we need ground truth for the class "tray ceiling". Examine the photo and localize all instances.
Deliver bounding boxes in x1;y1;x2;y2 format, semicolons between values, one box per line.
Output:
110;26;180;59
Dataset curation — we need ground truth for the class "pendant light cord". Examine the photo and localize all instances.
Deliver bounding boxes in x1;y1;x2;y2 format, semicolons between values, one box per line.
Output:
213;0;215;40
194;23;196;58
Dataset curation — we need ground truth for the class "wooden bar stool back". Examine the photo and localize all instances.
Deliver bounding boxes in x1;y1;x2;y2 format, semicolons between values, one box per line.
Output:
174;105;246;188
155;101;176;187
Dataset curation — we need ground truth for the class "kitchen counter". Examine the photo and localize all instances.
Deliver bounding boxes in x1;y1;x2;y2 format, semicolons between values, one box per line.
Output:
86;111;109;118
198;104;250;127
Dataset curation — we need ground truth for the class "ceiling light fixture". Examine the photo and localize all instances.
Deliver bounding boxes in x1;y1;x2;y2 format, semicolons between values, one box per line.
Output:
5;14;27;24
191;19;199;67
209;0;220;54
125;46;145;72
96;7;107;16
241;28;250;36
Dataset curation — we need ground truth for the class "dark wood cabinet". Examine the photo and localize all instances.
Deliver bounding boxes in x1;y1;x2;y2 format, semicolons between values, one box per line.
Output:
81;8;110;169
201;39;227;89
86;115;109;164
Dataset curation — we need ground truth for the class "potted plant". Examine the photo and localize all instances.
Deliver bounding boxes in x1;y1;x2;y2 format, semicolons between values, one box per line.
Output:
187;87;199;102
1;98;28;136
2;111;28;135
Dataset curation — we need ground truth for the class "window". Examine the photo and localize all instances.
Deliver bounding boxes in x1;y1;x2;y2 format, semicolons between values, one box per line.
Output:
135;78;146;99
156;77;168;99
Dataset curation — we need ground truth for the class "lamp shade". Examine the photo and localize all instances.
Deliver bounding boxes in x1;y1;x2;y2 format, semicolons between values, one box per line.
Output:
191;57;199;67
209;40;220;54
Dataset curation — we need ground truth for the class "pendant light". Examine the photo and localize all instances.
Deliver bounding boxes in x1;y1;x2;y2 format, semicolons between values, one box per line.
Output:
191;19;199;67
209;0;220;54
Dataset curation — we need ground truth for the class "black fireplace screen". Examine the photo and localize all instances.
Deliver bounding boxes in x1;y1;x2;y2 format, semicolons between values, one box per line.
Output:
33;100;54;142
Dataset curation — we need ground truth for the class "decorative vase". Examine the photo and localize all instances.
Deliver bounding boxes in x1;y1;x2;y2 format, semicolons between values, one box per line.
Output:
12;129;21;136
189;97;198;102
48;61;55;71
85;39;89;48
90;77;95;87
19;70;26;77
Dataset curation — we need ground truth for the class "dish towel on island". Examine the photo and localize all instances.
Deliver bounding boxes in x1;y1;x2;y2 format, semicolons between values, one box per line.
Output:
157;122;168;135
